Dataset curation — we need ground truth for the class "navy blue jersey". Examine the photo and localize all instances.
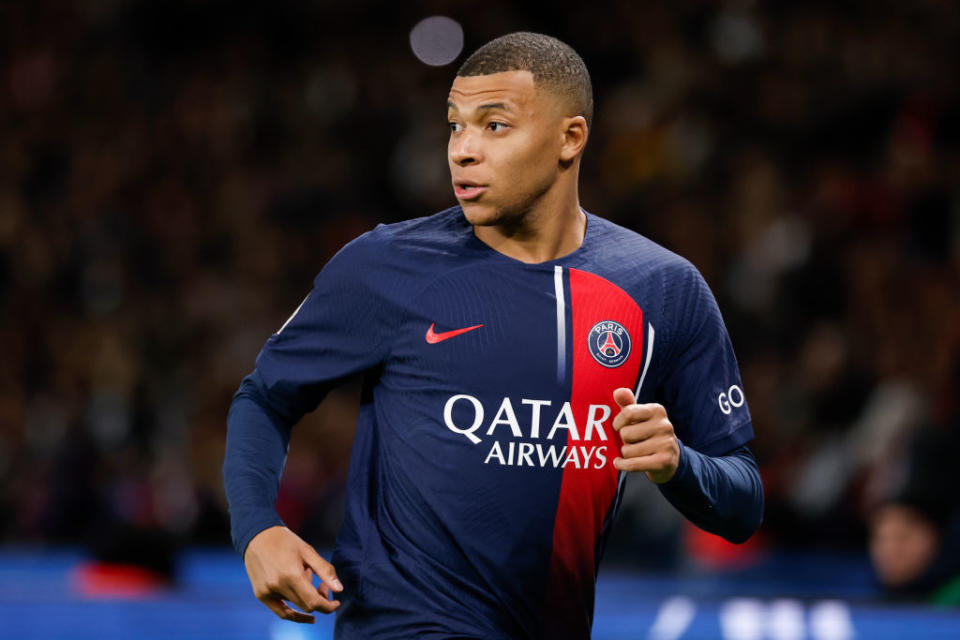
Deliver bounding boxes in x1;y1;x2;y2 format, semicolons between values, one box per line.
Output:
227;207;757;639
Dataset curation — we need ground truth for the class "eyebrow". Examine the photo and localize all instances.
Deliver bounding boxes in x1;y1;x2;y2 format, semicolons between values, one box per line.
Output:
446;101;511;113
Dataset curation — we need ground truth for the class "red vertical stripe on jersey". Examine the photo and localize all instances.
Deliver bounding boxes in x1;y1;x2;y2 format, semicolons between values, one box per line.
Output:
540;268;644;638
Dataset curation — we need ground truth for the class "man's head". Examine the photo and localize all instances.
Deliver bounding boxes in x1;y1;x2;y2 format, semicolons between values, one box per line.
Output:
447;33;592;227
456;32;593;129
870;502;942;588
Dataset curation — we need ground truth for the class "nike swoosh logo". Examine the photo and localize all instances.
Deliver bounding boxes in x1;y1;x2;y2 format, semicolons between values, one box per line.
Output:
425;322;484;344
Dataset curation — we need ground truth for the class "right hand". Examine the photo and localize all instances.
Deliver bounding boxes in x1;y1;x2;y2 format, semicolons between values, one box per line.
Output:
243;525;344;623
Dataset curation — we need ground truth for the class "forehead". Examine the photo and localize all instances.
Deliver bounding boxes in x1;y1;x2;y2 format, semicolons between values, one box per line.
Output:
447;70;539;110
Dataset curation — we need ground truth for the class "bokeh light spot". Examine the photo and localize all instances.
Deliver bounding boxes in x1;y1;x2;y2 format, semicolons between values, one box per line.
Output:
409;16;464;67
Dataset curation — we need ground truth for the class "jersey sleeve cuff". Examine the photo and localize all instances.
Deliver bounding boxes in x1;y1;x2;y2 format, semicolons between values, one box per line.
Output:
230;507;286;557
665;438;695;488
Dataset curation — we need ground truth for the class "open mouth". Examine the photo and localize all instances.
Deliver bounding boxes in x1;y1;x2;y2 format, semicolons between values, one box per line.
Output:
454;181;487;200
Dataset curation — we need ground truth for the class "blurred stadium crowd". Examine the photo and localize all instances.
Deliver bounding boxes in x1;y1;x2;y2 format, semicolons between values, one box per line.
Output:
1;0;958;599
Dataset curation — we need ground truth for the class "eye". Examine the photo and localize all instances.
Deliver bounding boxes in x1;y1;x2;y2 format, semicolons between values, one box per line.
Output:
488;121;508;132
448;121;463;133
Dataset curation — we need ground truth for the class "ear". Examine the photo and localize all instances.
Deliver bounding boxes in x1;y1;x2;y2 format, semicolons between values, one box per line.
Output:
559;115;588;163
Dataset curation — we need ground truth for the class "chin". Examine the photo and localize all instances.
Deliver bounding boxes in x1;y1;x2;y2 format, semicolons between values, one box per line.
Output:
459;201;503;227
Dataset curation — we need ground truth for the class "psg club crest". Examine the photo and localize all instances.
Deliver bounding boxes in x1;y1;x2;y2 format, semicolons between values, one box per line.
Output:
588;320;631;368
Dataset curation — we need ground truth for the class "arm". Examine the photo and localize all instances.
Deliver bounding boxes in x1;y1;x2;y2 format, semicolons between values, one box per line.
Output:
612;260;764;541
223;229;394;622
657;442;763;544
224;371;290;557
611;388;763;544
224;370;344;622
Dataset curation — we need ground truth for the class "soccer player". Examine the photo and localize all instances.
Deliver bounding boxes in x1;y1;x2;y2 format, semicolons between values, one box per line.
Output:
224;32;763;639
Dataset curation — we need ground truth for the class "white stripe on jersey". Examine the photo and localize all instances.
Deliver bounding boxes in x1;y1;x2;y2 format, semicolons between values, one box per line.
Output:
276;295;308;335
634;323;655;397
554;266;566;384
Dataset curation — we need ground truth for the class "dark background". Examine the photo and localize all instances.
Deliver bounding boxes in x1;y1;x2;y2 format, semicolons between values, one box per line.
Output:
1;0;957;580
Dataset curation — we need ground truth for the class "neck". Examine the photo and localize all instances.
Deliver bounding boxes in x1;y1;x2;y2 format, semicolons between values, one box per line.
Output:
473;179;586;264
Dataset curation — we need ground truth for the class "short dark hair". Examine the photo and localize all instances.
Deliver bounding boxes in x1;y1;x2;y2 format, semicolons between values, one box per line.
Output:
457;32;593;129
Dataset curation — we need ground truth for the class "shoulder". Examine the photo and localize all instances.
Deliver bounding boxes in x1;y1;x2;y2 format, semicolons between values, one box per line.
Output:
335;206;470;263
353;206;468;249
585;213;703;287
325;206;468;265
583;214;718;357
315;207;473;305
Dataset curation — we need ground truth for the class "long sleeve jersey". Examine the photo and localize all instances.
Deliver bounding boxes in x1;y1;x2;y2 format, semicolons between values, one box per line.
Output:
224;207;763;639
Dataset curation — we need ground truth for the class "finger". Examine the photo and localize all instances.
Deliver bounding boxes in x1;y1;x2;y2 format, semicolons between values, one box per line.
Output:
620;413;674;444
288;574;338;614
613;454;658;473
262;595;315;624
612;387;635;408
619;438;662;459
303;546;344;594
617;419;658;444
612;403;659;432
614;403;666;432
301;565;328;600
287;564;340;615
303;568;342;614
272;571;317;613
613;451;674;474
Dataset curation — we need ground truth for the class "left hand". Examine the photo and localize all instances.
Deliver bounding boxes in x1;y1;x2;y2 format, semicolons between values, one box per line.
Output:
611;387;680;483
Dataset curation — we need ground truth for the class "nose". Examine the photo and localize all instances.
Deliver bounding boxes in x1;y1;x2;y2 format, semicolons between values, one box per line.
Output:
448;129;481;166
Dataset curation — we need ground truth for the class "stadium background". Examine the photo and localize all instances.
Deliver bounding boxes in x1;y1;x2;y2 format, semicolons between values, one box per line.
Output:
0;0;958;638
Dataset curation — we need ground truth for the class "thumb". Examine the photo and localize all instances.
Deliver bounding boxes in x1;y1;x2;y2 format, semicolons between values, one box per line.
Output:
613;387;635;408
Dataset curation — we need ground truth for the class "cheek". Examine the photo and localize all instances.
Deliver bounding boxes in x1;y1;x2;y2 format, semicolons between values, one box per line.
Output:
504;134;557;182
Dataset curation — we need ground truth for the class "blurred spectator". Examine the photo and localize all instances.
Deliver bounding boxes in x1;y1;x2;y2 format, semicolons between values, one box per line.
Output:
868;422;960;605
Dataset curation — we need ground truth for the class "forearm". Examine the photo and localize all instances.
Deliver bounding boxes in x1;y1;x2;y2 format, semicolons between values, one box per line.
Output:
223;371;293;556
657;443;763;543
